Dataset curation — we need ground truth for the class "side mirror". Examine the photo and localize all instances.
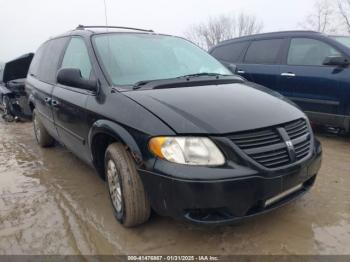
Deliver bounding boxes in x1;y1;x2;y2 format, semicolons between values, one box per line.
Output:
323;56;350;67
226;63;237;73
57;68;97;91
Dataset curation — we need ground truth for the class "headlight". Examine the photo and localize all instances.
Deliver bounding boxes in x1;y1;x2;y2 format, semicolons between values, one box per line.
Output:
149;137;225;166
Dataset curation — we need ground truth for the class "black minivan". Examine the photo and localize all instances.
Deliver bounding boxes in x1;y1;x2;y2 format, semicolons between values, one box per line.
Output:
26;26;322;227
210;31;350;132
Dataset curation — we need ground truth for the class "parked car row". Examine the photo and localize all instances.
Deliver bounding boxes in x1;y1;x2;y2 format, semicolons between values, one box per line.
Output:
25;26;322;227
210;31;350;133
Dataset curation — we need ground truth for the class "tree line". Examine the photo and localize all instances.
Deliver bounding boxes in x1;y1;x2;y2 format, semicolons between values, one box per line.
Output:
184;0;350;50
301;0;350;34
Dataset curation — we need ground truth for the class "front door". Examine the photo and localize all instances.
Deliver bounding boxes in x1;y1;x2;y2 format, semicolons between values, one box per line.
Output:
236;38;286;95
279;38;345;119
52;37;95;163
28;37;69;139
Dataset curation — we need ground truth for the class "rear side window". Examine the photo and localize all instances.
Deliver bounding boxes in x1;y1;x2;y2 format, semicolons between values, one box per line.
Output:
28;43;47;77
287;38;341;66
30;37;69;83
244;39;284;64
61;37;92;79
211;42;248;63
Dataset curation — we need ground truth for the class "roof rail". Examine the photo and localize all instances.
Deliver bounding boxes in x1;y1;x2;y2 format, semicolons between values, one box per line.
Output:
76;25;154;33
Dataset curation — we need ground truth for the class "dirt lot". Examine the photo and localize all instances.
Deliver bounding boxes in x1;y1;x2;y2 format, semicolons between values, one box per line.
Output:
0;119;349;255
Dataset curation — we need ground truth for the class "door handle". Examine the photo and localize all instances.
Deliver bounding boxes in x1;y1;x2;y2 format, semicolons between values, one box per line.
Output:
281;72;296;77
44;97;51;104
51;100;59;107
237;70;245;74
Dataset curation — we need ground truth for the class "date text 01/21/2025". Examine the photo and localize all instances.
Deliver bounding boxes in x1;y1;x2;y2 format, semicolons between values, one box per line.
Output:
127;255;220;261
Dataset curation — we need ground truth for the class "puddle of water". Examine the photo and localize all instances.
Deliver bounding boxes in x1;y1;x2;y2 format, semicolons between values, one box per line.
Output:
313;216;350;254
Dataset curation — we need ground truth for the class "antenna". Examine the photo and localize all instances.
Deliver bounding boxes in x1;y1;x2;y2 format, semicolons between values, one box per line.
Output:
103;0;108;26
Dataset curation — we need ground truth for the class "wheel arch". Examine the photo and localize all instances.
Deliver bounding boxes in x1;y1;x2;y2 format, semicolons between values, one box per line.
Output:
88;119;143;177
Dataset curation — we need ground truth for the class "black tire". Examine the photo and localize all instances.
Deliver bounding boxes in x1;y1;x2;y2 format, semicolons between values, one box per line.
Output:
2;96;14;122
105;143;151;227
33;109;55;147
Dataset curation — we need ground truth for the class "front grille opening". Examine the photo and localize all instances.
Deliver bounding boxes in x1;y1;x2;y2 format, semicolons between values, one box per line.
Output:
230;129;282;150
229;119;311;169
304;175;317;188
294;140;311;160
250;148;291;168
185;208;234;223
285;119;309;139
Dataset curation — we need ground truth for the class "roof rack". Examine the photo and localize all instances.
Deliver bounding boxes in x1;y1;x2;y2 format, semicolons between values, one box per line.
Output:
76;25;154;33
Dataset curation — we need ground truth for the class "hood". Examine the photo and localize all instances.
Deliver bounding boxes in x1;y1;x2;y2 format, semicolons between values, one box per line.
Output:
124;83;306;134
3;53;34;83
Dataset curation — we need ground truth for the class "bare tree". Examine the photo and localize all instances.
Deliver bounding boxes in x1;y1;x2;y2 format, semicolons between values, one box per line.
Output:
299;0;338;33
236;13;263;37
184;13;263;50
338;0;350;33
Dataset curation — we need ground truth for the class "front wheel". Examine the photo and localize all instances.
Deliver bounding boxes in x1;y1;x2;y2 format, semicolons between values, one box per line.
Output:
33;109;55;147
2;96;14;122
105;143;151;227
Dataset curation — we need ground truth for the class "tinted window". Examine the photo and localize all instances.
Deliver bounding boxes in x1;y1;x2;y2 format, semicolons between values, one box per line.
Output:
40;38;69;83
28;42;47;78
288;38;341;66
332;36;350;49
244;39;284;64
61;37;92;79
211;42;248;62
30;38;68;83
0;63;4;82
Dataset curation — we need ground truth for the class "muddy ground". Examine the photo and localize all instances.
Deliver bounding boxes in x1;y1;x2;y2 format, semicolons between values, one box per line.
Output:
0;119;349;255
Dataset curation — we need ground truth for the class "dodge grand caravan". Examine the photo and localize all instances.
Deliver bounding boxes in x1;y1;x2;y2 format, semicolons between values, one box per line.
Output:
26;26;322;227
210;31;350;132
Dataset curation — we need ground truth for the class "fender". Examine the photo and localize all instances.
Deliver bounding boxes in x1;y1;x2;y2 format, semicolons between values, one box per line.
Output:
88;119;143;162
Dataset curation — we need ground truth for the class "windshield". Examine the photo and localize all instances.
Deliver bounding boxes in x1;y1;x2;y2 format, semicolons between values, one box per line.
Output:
93;33;231;86
332;36;350;49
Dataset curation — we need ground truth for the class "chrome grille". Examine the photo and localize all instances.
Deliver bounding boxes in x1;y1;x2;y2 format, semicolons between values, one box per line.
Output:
229;119;312;169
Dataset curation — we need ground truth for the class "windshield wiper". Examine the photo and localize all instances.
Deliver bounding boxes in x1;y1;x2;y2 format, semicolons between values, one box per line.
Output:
132;73;230;89
133;80;155;90
132;73;235;90
177;72;229;78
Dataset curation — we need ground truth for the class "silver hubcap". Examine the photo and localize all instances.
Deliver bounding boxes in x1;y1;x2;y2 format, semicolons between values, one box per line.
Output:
34;116;41;141
107;160;123;213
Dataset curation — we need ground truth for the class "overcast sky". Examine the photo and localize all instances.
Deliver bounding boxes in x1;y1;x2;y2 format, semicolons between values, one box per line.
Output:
0;0;316;62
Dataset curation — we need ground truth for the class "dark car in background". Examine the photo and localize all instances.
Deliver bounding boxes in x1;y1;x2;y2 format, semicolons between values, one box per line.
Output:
210;31;350;133
0;63;4;82
0;53;34;121
27;26;321;227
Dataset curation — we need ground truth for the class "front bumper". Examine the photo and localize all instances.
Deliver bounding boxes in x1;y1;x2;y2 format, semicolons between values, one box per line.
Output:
139;139;322;224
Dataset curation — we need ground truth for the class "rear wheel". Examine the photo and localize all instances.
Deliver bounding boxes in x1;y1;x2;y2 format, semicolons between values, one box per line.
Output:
105;143;151;227
33;109;55;147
